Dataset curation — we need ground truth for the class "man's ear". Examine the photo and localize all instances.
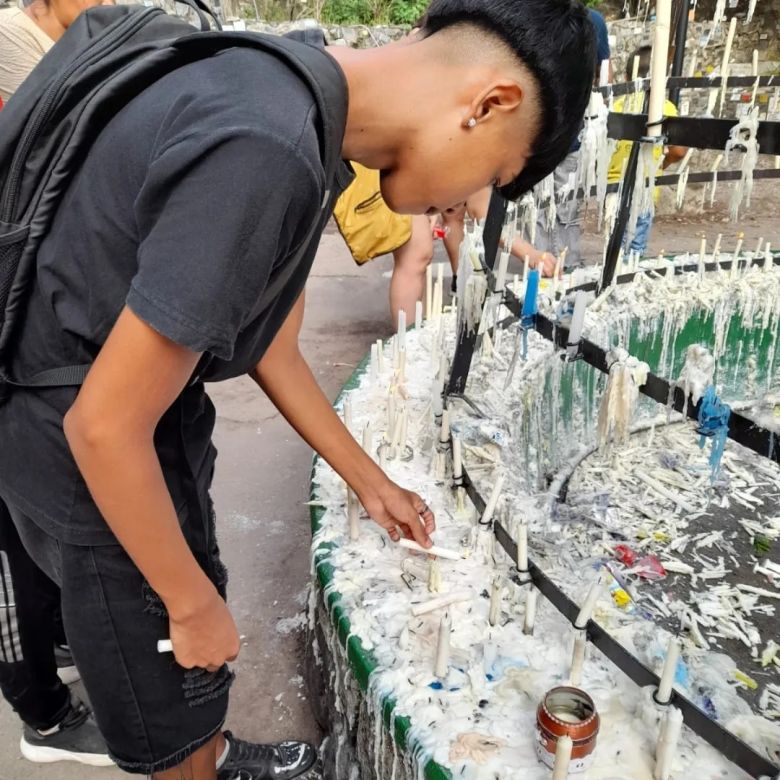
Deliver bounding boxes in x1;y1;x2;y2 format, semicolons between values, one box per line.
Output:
469;80;524;124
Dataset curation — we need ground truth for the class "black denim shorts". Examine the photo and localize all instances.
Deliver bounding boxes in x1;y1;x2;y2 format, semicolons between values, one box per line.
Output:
5;502;234;775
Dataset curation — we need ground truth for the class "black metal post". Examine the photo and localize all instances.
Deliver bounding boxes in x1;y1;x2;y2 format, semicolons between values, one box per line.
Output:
670;0;693;105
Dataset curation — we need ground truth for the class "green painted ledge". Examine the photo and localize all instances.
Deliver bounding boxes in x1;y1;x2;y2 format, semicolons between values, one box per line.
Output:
309;352;451;780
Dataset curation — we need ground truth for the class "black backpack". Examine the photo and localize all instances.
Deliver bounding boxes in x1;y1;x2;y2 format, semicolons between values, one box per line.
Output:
0;1;347;395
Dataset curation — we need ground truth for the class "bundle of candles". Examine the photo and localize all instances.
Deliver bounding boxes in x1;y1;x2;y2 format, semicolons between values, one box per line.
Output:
311;221;780;778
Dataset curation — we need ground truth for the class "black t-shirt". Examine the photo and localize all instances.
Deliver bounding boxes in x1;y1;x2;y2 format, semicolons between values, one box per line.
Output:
0;47;353;545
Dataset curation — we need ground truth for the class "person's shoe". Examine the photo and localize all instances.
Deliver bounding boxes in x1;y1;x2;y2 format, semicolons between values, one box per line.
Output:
20;698;114;767
53;643;81;685
217;730;316;780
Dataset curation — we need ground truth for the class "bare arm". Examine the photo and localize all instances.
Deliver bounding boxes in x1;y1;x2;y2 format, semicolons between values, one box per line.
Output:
64;306;239;670
252;294;434;547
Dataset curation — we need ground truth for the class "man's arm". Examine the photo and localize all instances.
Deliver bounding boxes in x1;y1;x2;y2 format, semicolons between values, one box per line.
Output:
64;306;240;671
251;294;434;547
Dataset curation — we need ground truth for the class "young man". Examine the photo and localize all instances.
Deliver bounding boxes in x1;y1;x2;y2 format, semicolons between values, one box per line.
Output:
0;0;595;778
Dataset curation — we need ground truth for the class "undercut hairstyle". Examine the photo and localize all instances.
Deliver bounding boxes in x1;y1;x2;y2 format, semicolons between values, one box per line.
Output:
626;45;652;82
423;0;597;200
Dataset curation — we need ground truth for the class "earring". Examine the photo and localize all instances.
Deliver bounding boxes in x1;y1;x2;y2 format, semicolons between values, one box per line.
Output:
467;117;477;128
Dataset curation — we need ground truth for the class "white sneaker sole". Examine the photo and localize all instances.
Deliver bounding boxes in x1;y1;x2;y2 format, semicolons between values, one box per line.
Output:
56;665;81;685
20;736;115;767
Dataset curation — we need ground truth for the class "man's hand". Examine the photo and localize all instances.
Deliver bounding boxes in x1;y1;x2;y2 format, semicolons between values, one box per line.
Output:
531;250;558;278
167;585;240;672
358;479;435;547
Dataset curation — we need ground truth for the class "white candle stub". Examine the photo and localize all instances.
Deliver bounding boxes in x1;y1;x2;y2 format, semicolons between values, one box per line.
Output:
654;706;683;780
570;630;587;686
411;591;472;617
574;577;602;629
523;588;538;635
551;734;573;780
516;522;529;574
452;434;463;482
480;473;505;526
434;611;451;678
656;637;680;704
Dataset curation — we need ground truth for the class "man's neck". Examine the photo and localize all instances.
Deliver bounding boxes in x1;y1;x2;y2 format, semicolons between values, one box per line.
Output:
24;3;66;42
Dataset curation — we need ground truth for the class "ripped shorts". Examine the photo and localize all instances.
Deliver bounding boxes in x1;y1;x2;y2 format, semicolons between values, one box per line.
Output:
4;500;234;775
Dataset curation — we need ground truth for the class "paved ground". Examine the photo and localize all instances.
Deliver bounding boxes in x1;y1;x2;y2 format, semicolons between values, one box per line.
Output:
1;198;778;779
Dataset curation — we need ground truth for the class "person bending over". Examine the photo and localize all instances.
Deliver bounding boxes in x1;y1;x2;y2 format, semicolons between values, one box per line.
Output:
0;1;595;778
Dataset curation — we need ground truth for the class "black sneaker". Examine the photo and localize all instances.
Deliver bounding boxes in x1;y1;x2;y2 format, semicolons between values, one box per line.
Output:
217;730;316;779
54;643;81;685
20;698;113;767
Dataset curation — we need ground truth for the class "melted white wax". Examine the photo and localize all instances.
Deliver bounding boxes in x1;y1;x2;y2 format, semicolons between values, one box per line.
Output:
312;262;780;777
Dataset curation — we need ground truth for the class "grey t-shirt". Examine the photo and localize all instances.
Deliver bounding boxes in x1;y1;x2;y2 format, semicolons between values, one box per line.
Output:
0;46;352;544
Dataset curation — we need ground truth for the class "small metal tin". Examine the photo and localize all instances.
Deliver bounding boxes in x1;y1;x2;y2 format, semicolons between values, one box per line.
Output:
535;686;600;772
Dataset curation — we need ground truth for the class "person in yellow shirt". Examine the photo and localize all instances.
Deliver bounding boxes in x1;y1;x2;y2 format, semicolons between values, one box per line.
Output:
608;45;687;255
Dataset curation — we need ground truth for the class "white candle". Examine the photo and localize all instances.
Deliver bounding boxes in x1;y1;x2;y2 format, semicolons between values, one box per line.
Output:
425;264;433;320
494;250;510;293
698;236;706;277
523;588;538;635
348;489;360;541
397;309;406;349
362;422;372;456
376;339;385;373
631;53;641;81
399;407;408;451
522;255;530;285
599;58;610;87
434;611;451;678
718;17;737;117
656;636;680;704
574;577;602;629
756;236;764;255
415;300;423;331
397;348;406;384
516;523;528;574
764;242;772;272
439;409;451;444
712;233;722;260
731;234;744;279
647;0;672;137
488;576;503;626
654;706;683;780
343;392;353;432
570;629;587;685
512;273;520;296
567;291;587;350
752;48;759;78
452;434;463;484
399;539;463;563
370;343;378;382
480;473;505;526
411;590;471;617
551;735;573;780
431;377;443;420
389;409;403;459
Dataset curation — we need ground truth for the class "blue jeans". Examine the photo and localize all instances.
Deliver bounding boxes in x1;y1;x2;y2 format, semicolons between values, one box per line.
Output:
625;212;653;256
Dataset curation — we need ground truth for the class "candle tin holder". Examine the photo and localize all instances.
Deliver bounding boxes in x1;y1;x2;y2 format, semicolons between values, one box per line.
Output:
535;686;600;772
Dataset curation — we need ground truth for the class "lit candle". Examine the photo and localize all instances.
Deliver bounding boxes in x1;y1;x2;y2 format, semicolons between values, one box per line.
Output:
523;588;538;635
516;522;528;575
348;489;360;541
425;264;433;321
411;590;471;617
656;637;680;704
551;735;573;780
654;706;683;780
415;300;423;331
400;539;463;563
452;434;463;485
434;611;451;678
488;575;503;626
570;629;587;685
439;409;451;444
479;473;506;526
574;577;602;629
